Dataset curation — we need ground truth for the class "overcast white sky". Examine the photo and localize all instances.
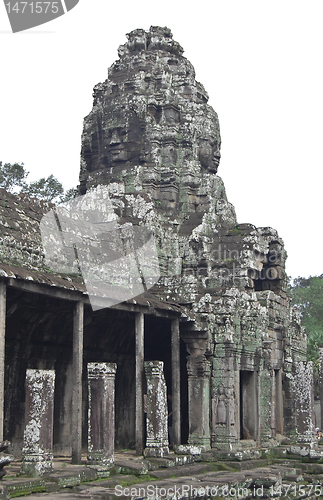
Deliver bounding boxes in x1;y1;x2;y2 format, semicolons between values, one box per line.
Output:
1;1;322;279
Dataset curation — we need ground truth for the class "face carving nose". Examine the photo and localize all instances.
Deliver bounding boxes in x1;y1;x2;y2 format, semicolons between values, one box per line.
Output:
110;130;121;145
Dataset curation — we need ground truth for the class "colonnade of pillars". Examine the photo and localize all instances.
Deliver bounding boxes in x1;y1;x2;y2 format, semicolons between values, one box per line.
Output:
0;282;182;461
72;307;182;460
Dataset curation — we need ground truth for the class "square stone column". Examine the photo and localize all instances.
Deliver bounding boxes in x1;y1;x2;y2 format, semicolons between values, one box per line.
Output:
211;355;239;449
144;361;169;457
319;347;323;433
187;354;211;450
87;362;117;465
291;361;315;442
21;369;55;476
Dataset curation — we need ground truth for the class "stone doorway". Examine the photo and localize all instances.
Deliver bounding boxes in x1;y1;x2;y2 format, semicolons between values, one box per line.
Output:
240;370;258;440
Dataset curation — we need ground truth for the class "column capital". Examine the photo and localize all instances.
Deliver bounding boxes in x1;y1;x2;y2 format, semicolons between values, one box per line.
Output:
88;362;117;379
144;360;164;378
187;354;211;379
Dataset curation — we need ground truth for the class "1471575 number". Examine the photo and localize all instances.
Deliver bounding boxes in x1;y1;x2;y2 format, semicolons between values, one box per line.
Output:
5;2;59;14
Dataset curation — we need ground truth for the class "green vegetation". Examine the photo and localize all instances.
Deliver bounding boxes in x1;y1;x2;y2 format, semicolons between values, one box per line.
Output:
289;274;323;388
289;275;323;362
0;161;76;203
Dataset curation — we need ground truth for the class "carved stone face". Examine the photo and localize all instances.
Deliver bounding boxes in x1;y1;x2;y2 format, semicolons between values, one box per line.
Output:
106;126;128;163
79;27;223;194
199;139;220;174
161;143;177;166
104;112;146;168
164;106;180;125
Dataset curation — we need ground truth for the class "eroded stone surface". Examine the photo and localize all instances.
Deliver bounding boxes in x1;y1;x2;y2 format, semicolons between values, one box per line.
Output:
21;369;55;476
144;361;169;457
87;363;117;465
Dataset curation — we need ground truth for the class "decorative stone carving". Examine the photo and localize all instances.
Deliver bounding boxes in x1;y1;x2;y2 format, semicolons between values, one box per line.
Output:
21;369;55;476
214;384;227;425
87;362;117;465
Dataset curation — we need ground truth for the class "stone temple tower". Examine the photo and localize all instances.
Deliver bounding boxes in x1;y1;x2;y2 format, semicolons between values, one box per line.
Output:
77;26;313;449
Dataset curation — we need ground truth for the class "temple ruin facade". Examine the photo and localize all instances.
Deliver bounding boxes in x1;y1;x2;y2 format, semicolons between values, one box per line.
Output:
0;27;314;465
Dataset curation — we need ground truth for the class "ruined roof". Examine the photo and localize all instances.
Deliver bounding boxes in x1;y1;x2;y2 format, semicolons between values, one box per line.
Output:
0;188;183;315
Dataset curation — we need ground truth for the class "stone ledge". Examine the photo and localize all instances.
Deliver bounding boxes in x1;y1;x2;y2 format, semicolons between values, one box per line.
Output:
6;478;47;498
210;448;262;461
43;472;81;488
146;457;176;469
113;459;149;476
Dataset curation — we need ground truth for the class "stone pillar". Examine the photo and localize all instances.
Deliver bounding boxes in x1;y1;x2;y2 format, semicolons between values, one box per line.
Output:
319;347;323;432
144;361;169;457
258;368;272;443
0;282;5;442
87;363;117;466
211;354;239;450
292;361;315;442
270;369;276;438
135;312;144;455
187;354;211;450
72;301;84;464
21;369;55;476
171;318;181;446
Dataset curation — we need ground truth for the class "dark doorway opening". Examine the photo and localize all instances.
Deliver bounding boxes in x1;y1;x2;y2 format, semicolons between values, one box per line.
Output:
180;338;188;444
144;317;188;445
275;369;283;434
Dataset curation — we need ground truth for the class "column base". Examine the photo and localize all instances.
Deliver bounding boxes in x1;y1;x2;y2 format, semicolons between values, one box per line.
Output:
212;427;239;449
87;450;114;466
174;444;205;455
188;436;210;451
21;452;53;476
143;446;169;458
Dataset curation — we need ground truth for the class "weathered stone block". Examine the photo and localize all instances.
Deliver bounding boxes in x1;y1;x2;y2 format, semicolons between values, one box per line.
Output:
0;486;9;500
